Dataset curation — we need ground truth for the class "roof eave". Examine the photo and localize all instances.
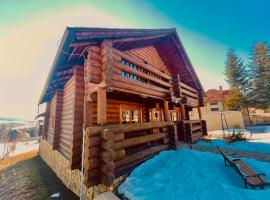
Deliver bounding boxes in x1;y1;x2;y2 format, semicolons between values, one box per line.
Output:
38;28;72;104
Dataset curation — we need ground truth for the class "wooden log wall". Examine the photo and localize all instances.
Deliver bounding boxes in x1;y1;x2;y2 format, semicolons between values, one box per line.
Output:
46;90;63;149
110;48;172;99
84;122;175;187
126;45;171;76
59;66;84;169
106;98;148;124
43;102;50;139
84;45;102;126
177;120;204;144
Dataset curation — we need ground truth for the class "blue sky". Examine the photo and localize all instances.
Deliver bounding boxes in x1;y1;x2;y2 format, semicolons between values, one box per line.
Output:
0;0;269;119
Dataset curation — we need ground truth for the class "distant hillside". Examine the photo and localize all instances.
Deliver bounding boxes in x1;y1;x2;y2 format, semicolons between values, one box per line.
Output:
0;117;23;121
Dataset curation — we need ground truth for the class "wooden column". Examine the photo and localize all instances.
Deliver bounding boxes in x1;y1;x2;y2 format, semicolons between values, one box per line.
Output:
97;87;107;125
163;100;169;121
180;103;186;120
198;107;202;119
169;124;178;149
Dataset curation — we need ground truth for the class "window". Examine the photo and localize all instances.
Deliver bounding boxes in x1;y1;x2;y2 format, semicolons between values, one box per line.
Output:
120;105;142;124
169;110;179;122
171;112;177;121
210;102;220;112
122;110;130;123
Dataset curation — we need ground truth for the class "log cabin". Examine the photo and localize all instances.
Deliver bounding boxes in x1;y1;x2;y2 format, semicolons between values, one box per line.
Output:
38;27;207;189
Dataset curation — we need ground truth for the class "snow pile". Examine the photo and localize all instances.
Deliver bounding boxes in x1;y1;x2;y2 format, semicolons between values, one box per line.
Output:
197;139;270;154
118;149;270;200
0;140;39;159
208;126;270;143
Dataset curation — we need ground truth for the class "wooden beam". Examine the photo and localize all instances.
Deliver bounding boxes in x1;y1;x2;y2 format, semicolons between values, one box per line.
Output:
114;61;172;88
86;121;174;135
198;107;202;119
163;100;169;121
113;132;168;150
112;48;172;80
115;144;169;169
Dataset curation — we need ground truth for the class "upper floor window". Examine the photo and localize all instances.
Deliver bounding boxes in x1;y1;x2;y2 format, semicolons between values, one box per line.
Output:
120;59;137;70
210;102;219;112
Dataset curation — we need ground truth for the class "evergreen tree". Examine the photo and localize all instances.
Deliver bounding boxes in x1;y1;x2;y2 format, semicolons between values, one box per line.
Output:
224;49;251;107
249;42;270;109
224;88;243;111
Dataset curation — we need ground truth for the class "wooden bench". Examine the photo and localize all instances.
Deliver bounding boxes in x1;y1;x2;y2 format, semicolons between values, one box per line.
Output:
217;147;270;189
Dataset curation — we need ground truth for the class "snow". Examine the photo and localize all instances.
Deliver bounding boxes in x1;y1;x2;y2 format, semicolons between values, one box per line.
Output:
0;140;39;159
118;149;270;200
197;139;270;154
51;192;60;198
208;126;270;143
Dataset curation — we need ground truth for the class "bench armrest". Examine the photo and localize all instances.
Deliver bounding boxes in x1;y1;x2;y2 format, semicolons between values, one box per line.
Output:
245;173;266;179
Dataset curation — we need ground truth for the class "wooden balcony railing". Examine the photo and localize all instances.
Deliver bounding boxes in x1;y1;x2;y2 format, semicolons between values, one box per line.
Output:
180;82;199;106
178;120;207;144
172;75;199;107
109;48;173;99
83;121;177;187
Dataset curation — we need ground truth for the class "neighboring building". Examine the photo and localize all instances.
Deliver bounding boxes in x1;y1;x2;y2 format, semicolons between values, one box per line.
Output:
38;27;206;198
190;89;246;131
203;89;230;112
248;108;270;125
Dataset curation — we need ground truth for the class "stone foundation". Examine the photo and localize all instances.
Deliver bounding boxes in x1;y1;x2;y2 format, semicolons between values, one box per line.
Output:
39;139;125;199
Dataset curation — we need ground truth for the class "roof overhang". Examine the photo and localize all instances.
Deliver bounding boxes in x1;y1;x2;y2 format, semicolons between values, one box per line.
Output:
38;27;204;104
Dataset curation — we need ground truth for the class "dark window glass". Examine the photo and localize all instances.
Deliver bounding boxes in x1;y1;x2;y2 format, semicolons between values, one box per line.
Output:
121;59;125;65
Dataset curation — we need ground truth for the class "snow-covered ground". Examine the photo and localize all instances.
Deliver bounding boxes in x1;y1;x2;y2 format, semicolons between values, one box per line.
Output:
197;139;270;154
118;149;270;200
0;140;39;159
208;126;270;143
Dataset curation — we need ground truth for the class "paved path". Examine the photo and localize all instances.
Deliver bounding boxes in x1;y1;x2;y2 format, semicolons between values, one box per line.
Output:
179;142;270;162
0;156;79;200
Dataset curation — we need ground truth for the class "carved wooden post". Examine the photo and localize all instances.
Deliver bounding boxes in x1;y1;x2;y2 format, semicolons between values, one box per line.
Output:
163;100;169;121
180;103;186;120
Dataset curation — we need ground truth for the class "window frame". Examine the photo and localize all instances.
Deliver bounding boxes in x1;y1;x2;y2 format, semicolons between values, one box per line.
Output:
120;104;143;124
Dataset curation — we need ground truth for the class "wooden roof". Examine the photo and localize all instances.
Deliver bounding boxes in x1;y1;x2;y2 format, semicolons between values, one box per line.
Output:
39;27;204;104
